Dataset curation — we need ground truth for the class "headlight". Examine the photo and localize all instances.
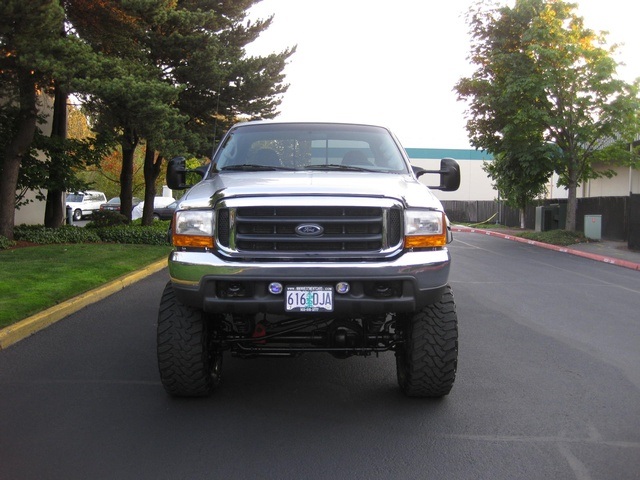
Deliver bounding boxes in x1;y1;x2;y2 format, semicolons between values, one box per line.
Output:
173;210;215;248
404;210;447;248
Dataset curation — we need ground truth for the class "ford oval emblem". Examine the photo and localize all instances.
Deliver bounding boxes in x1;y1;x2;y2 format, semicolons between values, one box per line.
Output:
295;223;324;236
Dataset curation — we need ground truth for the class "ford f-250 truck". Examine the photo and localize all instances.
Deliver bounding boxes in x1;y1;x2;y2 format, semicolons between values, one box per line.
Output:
158;121;460;398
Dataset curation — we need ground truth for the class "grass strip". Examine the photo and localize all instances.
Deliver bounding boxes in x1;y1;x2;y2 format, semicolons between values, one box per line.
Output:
0;244;171;328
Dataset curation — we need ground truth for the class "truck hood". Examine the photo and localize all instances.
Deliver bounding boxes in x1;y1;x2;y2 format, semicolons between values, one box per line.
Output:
179;171;444;210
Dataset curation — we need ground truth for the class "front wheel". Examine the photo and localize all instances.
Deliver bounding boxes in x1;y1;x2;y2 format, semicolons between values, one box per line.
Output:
73;209;82;221
157;282;222;397
396;285;458;397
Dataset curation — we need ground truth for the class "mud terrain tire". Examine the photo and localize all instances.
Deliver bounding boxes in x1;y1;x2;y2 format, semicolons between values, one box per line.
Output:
396;285;458;397
157;282;222;397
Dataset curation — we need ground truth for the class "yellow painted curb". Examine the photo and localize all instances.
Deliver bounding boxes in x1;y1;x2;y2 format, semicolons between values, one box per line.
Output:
0;259;168;351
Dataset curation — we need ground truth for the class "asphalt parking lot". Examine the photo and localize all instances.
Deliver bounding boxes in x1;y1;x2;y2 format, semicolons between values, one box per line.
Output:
1;231;639;480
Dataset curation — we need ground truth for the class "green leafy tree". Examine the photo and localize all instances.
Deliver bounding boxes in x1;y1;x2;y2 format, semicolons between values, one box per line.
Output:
1;1;117;234
7;112;98;214
485;151;553;228
0;0;66;239
456;0;640;231
456;0;556;226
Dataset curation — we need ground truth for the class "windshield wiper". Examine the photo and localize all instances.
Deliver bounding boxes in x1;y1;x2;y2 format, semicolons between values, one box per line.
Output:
221;164;296;171
304;164;375;172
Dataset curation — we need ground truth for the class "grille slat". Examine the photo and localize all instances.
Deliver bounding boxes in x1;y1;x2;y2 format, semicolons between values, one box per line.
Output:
236;234;383;243
237;215;383;224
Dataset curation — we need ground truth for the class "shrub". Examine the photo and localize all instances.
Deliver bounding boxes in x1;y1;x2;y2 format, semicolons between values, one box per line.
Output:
86;210;128;228
11;222;171;247
0;235;16;250
129;218;172;230
14;225;101;244
96;225;170;245
517;229;589;246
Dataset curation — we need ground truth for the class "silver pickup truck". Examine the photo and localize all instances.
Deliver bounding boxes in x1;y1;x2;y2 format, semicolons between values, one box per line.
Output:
158;121;460;398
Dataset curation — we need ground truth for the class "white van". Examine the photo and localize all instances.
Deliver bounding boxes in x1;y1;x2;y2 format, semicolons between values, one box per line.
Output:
66;190;107;221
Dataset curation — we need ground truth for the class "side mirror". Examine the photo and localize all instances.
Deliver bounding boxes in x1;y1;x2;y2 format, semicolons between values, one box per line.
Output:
166;157;206;190
413;158;460;192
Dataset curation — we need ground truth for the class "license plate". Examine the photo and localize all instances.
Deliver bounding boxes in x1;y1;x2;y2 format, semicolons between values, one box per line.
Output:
285;286;334;312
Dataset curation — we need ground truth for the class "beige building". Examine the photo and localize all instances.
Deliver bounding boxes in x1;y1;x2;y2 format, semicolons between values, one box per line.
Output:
407;147;639;202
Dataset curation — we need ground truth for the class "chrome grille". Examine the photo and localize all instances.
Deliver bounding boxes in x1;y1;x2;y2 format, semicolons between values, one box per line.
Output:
216;203;402;255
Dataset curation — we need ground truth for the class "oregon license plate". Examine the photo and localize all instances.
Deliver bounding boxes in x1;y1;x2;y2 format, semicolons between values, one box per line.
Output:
285;286;334;312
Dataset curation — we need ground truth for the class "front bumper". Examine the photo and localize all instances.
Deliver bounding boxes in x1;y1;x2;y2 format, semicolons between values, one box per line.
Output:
168;249;451;315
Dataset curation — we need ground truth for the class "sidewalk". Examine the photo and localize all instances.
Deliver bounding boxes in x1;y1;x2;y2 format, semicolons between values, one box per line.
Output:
452;225;640;272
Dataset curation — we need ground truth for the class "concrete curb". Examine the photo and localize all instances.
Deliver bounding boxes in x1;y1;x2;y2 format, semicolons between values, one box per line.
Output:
453;226;640;272
0;259;168;351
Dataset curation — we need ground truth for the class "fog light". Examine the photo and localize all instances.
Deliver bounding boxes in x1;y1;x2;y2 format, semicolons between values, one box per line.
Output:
268;282;283;295
224;283;246;298
335;282;350;294
375;284;393;297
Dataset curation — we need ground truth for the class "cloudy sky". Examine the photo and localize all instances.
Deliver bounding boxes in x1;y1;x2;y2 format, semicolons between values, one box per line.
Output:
247;0;640;149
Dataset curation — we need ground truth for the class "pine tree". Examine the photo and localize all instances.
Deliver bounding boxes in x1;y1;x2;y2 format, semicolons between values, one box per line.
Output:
136;0;295;224
68;0;294;223
0;1;66;238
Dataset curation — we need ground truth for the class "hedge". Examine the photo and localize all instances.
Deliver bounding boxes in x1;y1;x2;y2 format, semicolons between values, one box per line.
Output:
4;222;172;249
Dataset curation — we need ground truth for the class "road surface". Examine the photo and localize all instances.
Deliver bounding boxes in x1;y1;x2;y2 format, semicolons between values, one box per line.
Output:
1;231;638;479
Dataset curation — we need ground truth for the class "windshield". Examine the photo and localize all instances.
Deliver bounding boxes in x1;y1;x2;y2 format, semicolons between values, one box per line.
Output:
211;123;409;174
